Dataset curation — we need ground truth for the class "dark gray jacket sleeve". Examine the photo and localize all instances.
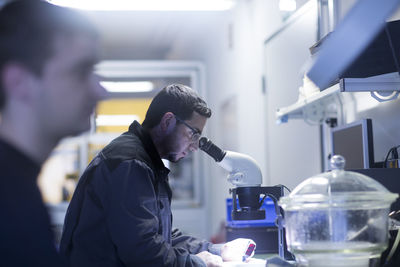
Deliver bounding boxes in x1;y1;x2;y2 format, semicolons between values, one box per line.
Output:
101;159;206;267
171;229;222;256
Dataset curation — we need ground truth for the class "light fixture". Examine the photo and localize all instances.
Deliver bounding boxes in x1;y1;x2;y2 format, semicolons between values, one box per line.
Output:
279;0;296;12
96;115;140;126
100;81;154;93
46;0;235;11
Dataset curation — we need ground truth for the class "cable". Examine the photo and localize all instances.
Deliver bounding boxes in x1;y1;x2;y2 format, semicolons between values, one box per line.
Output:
274;184;291;193
394;147;399;160
386;229;400;264
263;193;281;219
384;148;393;168
384;145;400;168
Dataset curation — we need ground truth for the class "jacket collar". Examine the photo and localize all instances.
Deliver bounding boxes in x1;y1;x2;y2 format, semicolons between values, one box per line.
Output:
129;121;170;178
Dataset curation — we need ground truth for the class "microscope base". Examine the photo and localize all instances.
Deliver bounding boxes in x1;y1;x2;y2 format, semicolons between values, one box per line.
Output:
226;225;279;254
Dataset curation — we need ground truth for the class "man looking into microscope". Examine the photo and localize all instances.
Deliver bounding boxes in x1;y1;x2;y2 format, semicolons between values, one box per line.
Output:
61;84;254;266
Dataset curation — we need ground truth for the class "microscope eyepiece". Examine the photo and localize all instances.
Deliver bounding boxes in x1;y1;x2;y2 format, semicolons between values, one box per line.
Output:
199;137;226;162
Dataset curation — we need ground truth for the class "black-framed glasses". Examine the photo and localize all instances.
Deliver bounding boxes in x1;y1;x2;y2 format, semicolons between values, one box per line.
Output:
174;115;201;143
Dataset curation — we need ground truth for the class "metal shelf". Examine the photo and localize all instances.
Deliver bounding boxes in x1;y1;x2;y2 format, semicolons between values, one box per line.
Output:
276;72;400;124
340;72;400;92
276;83;340;124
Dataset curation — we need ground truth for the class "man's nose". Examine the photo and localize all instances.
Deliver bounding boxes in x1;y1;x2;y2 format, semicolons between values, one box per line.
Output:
189;141;199;152
91;74;109;101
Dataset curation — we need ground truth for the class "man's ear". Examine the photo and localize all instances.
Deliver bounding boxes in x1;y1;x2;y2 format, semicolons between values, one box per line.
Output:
159;112;176;133
2;63;34;102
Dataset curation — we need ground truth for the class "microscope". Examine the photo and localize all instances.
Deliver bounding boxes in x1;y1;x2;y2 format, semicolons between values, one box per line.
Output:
199;137;294;260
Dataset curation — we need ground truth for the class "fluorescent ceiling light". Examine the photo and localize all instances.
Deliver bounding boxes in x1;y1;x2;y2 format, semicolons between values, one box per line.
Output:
96;115;140;126
279;0;296;12
100;81;154;93
47;0;235;11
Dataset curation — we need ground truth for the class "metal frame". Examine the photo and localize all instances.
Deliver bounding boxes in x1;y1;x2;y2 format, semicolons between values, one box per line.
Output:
340;72;400;92
330;118;374;169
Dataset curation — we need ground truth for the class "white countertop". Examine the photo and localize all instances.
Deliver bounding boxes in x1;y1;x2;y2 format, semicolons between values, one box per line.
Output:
222;258;266;267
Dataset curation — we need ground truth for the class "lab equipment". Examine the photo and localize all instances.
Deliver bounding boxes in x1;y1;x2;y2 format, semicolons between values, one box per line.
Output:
279;155;398;267
226;197;278;254
330;118;374;169
199;137;294;260
199;136;271;220
306;0;400;90
352;168;400;214
243;240;256;262
384;145;400;168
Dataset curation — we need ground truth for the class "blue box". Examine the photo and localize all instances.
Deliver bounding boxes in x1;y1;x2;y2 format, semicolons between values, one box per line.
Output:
226;197;277;228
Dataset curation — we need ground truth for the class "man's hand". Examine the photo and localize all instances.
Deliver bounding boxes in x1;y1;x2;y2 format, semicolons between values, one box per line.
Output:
220;238;256;262
196;251;223;267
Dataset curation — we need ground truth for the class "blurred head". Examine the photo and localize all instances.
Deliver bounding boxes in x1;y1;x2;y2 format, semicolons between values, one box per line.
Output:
0;0;107;138
143;84;212;162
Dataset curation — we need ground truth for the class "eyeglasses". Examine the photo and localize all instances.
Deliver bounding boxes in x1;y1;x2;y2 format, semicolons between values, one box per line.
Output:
174;115;201;143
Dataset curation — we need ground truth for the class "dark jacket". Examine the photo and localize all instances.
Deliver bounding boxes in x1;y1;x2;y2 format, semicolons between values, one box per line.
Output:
0;139;66;267
60;121;215;267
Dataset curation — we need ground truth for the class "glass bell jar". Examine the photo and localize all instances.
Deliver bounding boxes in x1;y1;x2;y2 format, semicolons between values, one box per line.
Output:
279;155;398;267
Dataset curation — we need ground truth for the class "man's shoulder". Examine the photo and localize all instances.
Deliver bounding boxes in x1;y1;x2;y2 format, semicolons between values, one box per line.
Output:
100;132;153;170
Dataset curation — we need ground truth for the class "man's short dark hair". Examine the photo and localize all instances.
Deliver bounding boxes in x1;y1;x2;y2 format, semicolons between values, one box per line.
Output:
142;84;212;129
0;0;98;109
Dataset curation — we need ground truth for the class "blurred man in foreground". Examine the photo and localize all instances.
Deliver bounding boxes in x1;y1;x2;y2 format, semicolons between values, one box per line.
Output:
0;1;106;266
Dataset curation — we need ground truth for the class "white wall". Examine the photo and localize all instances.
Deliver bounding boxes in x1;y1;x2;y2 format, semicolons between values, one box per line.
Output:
263;1;322;190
